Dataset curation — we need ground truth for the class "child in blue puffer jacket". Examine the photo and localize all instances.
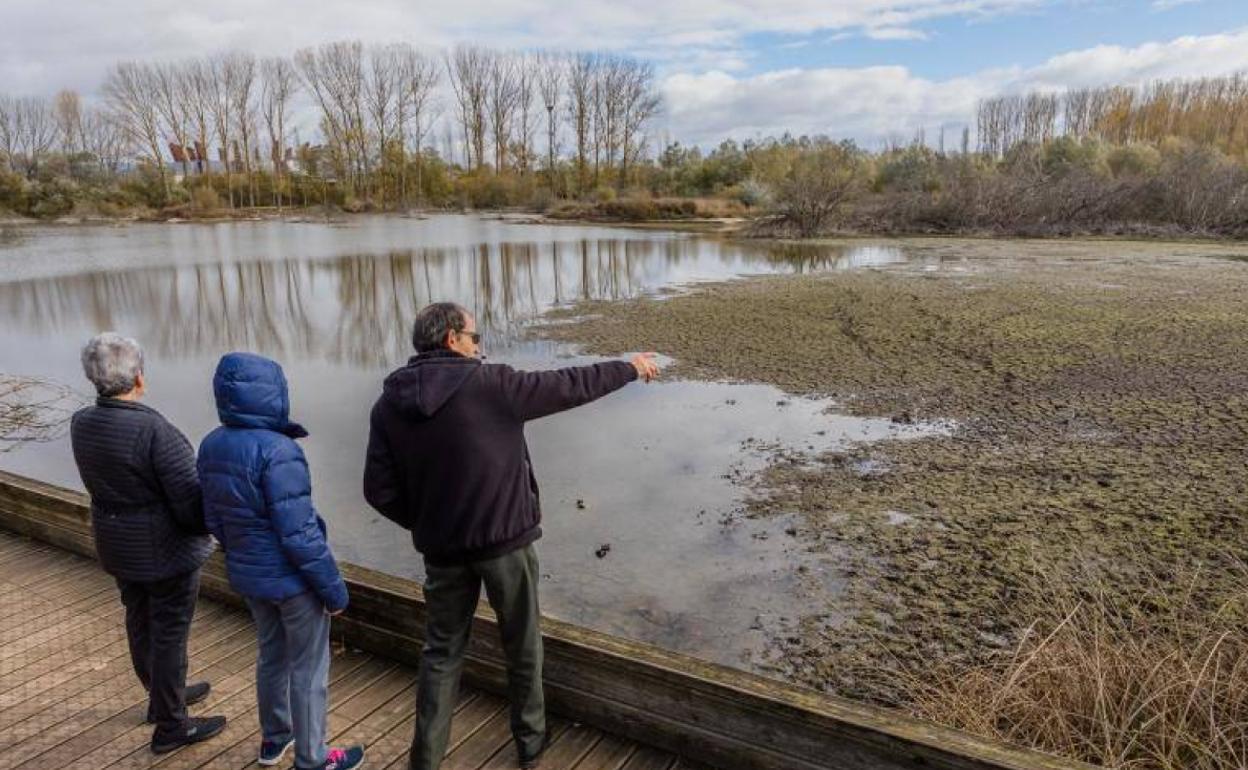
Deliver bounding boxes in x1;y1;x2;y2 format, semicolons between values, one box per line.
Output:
198;352;363;770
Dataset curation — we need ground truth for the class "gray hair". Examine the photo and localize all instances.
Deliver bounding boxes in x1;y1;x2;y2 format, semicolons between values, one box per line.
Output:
411;302;469;353
80;332;144;397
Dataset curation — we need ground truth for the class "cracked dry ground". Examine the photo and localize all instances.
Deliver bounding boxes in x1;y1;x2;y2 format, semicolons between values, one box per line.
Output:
535;238;1248;705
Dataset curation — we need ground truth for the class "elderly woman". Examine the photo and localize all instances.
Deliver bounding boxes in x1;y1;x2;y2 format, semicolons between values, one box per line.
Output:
69;332;227;753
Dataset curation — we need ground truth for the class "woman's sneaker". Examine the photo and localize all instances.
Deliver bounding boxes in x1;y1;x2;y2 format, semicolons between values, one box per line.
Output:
259;737;295;766
304;745;365;770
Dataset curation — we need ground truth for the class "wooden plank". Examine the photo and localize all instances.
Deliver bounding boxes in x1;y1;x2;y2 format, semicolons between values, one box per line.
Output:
327;663;410;732
0;546;62;573
0;603;232;707
0;603;125;662
26;562;115;602
0;585;118;636
349;687;479;770
0;607;240;722
68;626;268;770
327;680;422;755
408;695;510;770
619;746;677;770
0;584;119;642
0;616;256;752
0;610;233;708
519;722;601;770
0;547;87;587
473;717;573;770
24;627;263;770
575;734;636;770
0;540;63;578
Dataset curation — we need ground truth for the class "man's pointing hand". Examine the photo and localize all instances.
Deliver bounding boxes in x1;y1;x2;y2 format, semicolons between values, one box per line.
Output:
631;352;661;383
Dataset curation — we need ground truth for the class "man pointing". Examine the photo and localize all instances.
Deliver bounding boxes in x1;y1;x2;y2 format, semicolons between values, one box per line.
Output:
362;302;659;770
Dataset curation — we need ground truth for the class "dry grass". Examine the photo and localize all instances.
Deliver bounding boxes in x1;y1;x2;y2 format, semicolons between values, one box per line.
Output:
901;562;1248;769
0;375;84;452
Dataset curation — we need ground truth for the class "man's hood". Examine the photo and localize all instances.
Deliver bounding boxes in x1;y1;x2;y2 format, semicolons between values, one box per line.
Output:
382;349;480;418
212;352;308;437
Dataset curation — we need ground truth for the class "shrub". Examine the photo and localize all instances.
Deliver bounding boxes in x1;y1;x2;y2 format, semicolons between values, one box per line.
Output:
28;178;78;218
190;186;221;213
774;141;866;236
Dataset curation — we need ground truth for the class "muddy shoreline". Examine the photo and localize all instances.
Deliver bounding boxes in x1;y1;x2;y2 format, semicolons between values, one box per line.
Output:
531;237;1248;704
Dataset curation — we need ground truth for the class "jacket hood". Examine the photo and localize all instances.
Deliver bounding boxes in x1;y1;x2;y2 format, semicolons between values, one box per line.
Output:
382;349;480;418
212;352;308;437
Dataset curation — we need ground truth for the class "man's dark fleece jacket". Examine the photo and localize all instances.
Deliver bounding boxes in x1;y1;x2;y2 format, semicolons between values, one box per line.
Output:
362;350;637;565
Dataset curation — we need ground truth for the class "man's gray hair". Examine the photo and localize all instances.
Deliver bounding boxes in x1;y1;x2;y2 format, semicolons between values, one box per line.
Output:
411;302;469;353
80;332;144;397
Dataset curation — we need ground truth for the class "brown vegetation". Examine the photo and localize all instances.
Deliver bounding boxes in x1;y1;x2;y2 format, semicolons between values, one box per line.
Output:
0;375;83;452
905;563;1248;770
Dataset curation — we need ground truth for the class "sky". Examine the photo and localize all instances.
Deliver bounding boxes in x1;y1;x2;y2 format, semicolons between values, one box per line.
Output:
1;0;1246;149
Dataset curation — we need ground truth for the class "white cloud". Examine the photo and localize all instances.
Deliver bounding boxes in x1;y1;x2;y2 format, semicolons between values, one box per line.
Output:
659;28;1248;146
0;0;1048;95
2;1;1244;154
865;27;930;40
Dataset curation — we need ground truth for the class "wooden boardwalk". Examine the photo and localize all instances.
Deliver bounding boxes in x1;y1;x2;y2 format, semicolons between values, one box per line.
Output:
0;529;701;770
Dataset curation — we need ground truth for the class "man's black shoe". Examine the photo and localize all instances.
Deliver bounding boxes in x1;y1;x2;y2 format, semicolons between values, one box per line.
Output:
144;681;212;724
150;715;227;754
518;730;552;769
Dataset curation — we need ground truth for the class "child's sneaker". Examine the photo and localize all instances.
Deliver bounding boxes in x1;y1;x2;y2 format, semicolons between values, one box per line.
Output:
303;745;365;770
259;737;295;766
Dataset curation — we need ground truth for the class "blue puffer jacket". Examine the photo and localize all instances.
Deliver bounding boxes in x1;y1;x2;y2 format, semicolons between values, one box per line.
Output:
197;352;348;612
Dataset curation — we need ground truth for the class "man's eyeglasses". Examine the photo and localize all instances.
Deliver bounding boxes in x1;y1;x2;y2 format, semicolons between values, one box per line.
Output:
457;330;482;344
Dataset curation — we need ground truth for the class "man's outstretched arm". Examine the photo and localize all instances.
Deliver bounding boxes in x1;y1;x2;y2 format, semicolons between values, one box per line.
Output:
500;353;660;422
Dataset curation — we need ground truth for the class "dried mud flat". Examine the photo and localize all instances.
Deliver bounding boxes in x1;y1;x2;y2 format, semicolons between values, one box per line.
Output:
535;237;1248;704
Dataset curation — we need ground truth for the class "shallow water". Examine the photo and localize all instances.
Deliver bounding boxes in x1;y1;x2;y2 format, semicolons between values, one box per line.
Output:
0;214;942;667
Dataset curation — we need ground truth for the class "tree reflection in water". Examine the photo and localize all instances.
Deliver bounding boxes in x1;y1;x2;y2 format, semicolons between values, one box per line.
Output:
0;238;901;367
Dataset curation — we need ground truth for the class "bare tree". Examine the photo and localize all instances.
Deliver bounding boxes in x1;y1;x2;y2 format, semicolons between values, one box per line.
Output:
296;41;367;196
11;97;58;178
53;90;85;156
536;51;563;193
0;95;17;172
180;60;214;176
487;51;520;172
226;53;258;207
566;52;595;194
399;47;438;206
152;62;194;179
103;62;168;195
445;45;489;170
618;58;660;186
81;108;127;176
514;53;537;175
260;57;297;208
367;45;403;202
208;54;239;206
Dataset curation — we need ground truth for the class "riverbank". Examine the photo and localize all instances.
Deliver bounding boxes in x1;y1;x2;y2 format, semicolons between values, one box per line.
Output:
531;237;1248;707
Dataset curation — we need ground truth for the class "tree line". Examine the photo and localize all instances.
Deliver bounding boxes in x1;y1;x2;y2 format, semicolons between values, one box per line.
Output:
977;73;1248;158
2;58;1247;239
0;41;660;214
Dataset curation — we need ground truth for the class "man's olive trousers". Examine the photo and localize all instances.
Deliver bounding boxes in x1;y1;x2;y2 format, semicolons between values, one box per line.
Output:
409;544;545;770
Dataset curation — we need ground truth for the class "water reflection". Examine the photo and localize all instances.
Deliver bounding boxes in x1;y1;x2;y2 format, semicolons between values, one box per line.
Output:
0;237;907;367
0;217;938;670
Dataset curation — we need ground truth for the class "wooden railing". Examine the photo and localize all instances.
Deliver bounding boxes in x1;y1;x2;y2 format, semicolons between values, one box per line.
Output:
0;469;1094;770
